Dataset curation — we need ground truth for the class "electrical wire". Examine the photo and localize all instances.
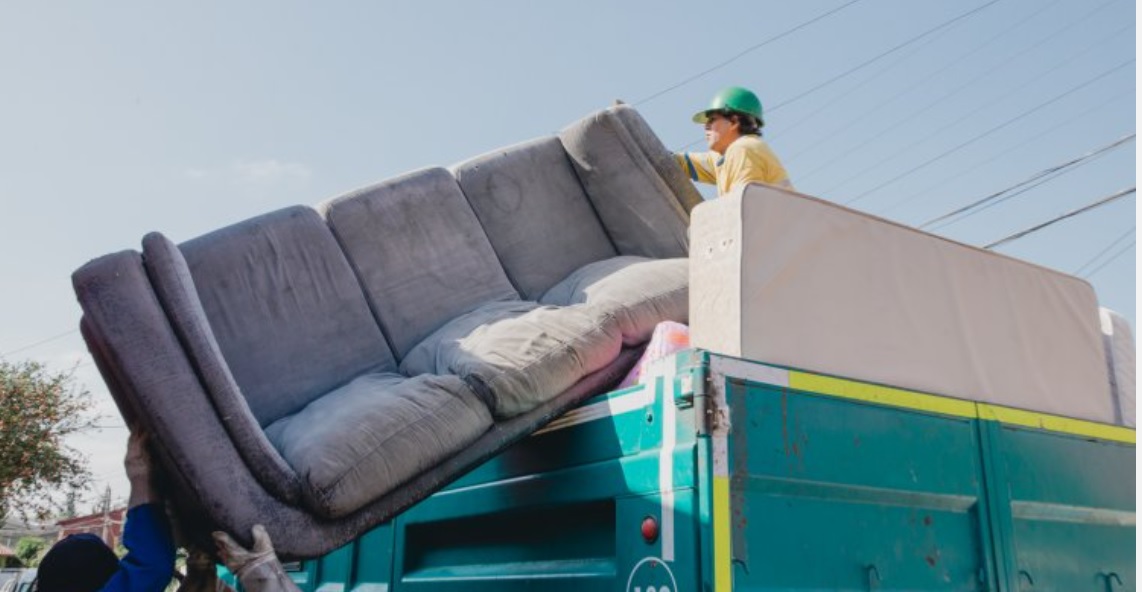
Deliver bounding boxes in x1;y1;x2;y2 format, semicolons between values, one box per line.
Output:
842;58;1134;206
796;0;1127;186
768;0;1003;113
983;187;1135;249
1074;227;1135;276
2;328;79;358
874;90;1134;218
919;133;1135;229
632;0;864;107
1081;238;1135;279
782;0;1067;164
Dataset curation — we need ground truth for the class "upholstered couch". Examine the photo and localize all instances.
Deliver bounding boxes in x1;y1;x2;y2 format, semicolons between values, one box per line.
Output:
72;105;701;558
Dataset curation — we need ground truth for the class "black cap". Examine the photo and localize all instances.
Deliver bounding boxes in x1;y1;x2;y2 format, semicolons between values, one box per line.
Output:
36;534;119;592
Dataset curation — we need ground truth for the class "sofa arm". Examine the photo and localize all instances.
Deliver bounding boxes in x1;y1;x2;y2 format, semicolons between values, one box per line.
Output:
134;233;303;505
559;105;703;259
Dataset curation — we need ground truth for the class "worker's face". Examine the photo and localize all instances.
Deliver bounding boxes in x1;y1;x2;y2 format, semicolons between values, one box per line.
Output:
704;112;740;155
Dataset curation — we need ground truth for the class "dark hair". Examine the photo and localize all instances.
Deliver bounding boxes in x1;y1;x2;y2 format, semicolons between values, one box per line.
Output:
35;534;119;592
726;110;764;136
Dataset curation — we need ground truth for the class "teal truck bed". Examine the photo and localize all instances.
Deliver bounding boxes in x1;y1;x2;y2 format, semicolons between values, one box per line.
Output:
285;350;1135;591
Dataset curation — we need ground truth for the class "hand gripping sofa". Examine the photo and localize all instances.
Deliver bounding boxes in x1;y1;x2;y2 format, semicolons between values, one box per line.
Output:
72;105;702;558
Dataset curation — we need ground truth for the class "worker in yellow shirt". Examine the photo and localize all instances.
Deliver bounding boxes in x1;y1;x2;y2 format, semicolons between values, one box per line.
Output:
675;86;794;196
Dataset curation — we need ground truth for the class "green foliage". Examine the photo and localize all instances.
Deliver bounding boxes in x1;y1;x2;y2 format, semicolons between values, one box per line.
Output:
0;360;94;523
13;536;48;567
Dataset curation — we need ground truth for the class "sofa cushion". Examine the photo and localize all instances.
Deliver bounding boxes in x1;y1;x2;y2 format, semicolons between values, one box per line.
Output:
178;206;396;427
559;105;703;259
541;257;689;346
265;372;492;519
401;301;623;418
453;137;618;300
323;167;520;360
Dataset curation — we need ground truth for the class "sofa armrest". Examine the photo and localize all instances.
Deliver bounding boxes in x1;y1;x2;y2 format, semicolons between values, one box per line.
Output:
137;234;304;504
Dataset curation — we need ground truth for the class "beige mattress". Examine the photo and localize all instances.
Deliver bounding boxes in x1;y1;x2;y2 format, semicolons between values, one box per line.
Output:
690;183;1115;424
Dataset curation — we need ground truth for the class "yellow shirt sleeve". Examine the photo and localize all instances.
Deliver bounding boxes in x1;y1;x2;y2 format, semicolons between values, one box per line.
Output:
675;152;718;185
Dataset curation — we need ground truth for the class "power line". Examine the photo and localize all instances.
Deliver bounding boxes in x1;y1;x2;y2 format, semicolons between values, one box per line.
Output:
2;328;79;358
983;187;1135;249
1074;227;1136;276
632;0;864;107
769;0;1003;113
1081;238;1135;279
782;0;1067;164
919;133;1136;229
797;0;1127;187
842;58;1134;206
875;90;1134;218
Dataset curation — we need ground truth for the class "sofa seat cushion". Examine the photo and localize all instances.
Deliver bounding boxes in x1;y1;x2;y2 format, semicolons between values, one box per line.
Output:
540;257;689;346
401;301;623;419
265;372;492;519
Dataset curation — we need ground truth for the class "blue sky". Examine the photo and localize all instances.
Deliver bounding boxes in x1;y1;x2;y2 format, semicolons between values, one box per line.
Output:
1;0;1135;508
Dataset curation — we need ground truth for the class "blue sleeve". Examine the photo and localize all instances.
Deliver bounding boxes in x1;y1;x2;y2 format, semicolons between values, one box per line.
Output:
100;504;176;592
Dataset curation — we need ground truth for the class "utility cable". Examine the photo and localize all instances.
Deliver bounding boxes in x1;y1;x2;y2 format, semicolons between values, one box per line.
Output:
797;0;1126;186
1081;238;1135;279
2;328;79;358
919;133;1136;229
768;0;1002;113
782;0;1067;164
875;90;1134;218
982;187;1135;249
632;0;864;107
843;58;1134;206
1074;227;1135;276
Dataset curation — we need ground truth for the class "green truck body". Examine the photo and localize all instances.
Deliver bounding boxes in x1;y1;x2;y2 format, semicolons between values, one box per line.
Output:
285;350;1135;591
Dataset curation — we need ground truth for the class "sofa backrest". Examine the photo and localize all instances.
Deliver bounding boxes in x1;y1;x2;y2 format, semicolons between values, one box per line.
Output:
322;167;520;360
178;206;396;427
558;104;704;259
453;137;618;300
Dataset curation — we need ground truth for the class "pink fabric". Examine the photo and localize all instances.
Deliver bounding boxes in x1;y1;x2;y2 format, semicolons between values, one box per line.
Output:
619;322;690;388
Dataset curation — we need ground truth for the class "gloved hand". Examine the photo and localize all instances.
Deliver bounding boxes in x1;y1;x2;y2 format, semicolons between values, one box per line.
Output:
212;525;301;592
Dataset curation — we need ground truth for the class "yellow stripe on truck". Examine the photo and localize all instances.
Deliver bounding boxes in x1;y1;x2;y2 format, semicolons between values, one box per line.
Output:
713;475;732;592
788;370;1135;444
789;372;978;419
978;404;1136;444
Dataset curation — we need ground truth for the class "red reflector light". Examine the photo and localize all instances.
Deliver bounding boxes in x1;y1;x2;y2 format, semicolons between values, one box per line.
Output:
641;516;659;543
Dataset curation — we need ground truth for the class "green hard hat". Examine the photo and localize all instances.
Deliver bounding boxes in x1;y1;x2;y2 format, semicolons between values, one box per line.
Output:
692;86;764;124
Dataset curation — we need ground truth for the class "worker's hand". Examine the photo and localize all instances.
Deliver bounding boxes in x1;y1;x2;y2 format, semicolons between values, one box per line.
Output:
213;525;301;592
125;430;158;508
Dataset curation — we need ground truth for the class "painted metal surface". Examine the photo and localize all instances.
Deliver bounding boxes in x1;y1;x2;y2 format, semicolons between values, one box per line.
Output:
290;351;1134;592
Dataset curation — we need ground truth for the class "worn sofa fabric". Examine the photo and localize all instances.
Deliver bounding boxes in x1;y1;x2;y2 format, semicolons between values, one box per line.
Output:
558;104;704;259
176;207;396;427
142;231;303;504
264;372;491;518
323;167;521;360
72;104;694;558
142;206;497;518
453;137;618;300
400;301;623;418
540;256;689;346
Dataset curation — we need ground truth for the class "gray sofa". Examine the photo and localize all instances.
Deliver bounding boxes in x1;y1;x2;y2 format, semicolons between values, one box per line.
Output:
72;105;701;558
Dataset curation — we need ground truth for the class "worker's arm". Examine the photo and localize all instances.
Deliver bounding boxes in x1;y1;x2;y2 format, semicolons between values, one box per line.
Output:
674;152;718;185
100;433;177;592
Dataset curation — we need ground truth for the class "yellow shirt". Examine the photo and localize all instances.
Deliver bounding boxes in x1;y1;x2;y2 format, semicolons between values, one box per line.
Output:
675;135;793;196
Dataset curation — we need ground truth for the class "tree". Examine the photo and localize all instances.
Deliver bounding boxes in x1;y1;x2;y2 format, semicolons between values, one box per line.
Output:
13;536;48;567
0;359;93;523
